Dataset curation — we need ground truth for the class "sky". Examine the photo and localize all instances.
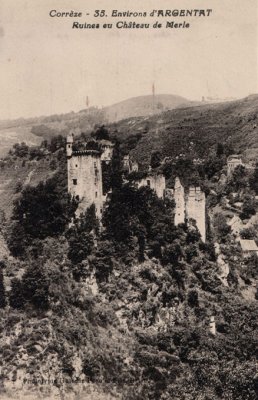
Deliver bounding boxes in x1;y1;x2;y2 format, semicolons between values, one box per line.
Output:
0;0;257;119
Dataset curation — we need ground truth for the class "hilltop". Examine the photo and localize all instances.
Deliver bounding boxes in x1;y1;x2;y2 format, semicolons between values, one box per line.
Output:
0;94;198;158
104;94;199;122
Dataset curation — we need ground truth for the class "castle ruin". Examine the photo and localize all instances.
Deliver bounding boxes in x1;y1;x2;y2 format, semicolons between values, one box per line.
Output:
135;174;166;199
173;177;185;225
67;136;206;241
165;177;206;242
122;155;139;173
186;186;206;242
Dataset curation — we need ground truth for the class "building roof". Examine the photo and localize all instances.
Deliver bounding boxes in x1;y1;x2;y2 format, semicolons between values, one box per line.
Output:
100;140;114;146
227;155;242;161
239;239;258;252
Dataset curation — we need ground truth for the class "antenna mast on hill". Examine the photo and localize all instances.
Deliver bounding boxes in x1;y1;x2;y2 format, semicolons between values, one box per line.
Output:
86;95;89;111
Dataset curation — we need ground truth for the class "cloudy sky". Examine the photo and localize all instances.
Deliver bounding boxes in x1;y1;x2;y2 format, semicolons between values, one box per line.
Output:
0;0;257;119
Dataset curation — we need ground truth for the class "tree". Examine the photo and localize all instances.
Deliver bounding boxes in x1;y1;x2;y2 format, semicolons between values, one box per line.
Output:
110;138;123;190
7;223;28;258
8;170;78;257
213;213;231;241
249;162;258;194
67;205;98;265
0;268;6;308
68;231;94;265
150;150;162;169
228;165;248;192
49;135;66;153
12;142;29;158
92;125;110;141
22;264;50;310
241;194;256;220
216;142;224;157
9;278;25;309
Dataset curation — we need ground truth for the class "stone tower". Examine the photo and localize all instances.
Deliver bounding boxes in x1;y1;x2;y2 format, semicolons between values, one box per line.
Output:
67;134;103;218
186;186;206;242
174;177;185;225
135;174;166;199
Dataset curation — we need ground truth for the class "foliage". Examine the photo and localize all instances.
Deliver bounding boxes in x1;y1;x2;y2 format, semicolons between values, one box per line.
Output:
249;162;258;194
150;150;162;169
227;165;249;193
10;142;29;158
0;267;6;308
213;212;231;241
7;169;78;257
9;278;25;309
92;125;110;141
240;194;256;220
66;205;98;266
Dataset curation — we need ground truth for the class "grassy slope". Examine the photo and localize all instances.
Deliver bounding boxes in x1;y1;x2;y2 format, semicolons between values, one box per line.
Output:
109;95;258;165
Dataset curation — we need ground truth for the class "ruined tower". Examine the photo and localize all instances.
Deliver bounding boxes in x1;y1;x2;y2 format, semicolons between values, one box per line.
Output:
67;134;103;218
174;177;185;225
135;174;166;199
186;186;206;242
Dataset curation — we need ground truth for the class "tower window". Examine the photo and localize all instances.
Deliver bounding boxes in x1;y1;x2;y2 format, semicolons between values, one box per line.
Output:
75;164;78;168
94;162;97;168
147;179;151;186
73;179;77;185
95;192;98;198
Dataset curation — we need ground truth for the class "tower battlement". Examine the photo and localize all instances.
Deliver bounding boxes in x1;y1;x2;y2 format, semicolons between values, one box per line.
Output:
72;150;101;157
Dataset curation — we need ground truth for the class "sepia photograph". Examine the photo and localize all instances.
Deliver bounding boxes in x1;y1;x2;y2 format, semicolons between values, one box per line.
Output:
0;0;257;399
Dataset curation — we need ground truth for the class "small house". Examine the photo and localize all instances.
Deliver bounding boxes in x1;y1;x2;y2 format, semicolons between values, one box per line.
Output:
239;239;258;257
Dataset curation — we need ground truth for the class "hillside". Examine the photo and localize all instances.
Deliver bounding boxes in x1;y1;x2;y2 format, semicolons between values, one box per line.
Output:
0;94;198;157
0;149;257;399
0;94;254;160
0;107;257;398
108;94;258;166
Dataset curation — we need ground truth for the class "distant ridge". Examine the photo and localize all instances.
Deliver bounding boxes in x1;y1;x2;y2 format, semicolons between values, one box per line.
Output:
104;94;200;122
